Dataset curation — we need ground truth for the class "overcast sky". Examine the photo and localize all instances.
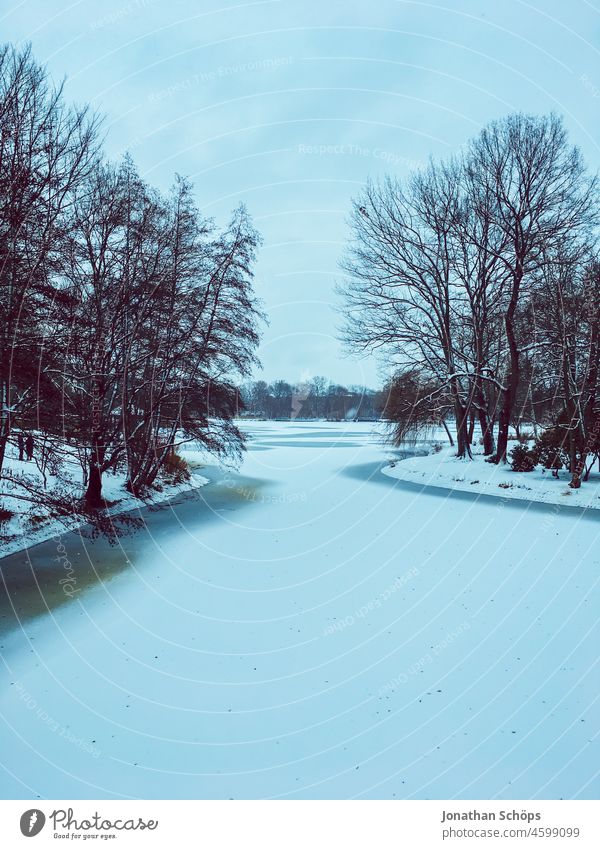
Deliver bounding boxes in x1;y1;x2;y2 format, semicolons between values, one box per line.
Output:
2;0;599;387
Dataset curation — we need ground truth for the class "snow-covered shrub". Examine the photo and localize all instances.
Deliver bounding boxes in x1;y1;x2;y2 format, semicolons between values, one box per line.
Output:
510;444;536;472
531;427;570;477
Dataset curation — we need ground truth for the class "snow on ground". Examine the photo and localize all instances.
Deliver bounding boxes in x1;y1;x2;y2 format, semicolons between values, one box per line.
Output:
0;441;209;559
0;421;598;800
383;443;600;510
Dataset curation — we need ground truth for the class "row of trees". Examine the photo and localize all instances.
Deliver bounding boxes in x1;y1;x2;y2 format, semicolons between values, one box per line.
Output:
239;378;380;420
341;112;600;486
0;43;262;510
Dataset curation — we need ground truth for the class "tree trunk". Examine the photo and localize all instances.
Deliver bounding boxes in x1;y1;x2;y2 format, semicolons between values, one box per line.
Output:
491;273;521;464
569;430;577;474
478;408;495;455
441;419;454;446
570;460;584;488
454;401;472;459
0;380;10;476
571;413;599;488
0;433;7;476
528;384;539;439
493;357;518;463
570;312;599;488
494;404;511;464
85;462;103;507
467;411;475;445
85;435;105;507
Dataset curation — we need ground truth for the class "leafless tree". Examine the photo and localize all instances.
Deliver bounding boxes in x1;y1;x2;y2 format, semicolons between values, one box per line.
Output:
0;43;100;476
340;167;477;455
466;113;597;462
340;113;598;467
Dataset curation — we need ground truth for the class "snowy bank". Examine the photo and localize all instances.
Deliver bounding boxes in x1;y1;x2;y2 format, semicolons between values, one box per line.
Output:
383;444;600;511
0;444;210;560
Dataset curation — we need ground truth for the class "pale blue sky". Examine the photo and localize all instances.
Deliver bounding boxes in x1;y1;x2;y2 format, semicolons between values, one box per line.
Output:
3;0;599;386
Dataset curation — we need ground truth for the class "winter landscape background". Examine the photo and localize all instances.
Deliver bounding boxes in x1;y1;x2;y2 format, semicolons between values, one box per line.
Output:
0;0;599;801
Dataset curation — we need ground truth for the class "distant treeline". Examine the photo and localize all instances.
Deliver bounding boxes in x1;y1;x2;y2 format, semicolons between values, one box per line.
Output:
239;379;382;420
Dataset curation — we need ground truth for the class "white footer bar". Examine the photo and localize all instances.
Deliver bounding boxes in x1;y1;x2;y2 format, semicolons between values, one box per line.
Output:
0;800;597;847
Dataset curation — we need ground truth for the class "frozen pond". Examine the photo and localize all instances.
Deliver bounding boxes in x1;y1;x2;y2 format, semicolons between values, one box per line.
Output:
0;421;598;799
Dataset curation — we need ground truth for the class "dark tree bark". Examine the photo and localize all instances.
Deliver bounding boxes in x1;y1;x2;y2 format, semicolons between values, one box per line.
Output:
85;463;103;507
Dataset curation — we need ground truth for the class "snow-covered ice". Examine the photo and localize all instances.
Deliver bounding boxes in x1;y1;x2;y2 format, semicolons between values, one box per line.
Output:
0;421;598;799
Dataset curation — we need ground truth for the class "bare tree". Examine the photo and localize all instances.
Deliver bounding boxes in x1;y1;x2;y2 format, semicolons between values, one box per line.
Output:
0;43;100;477
340;166;474;456
57;159;156;505
466;113;597;462
122;197;263;494
341;113;598;466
